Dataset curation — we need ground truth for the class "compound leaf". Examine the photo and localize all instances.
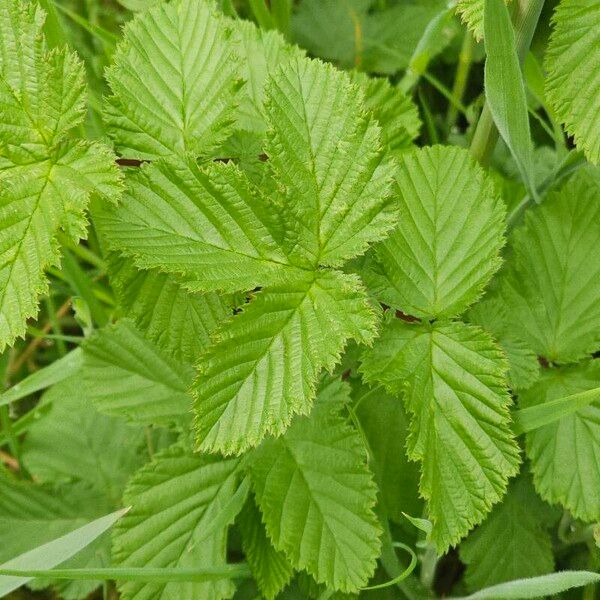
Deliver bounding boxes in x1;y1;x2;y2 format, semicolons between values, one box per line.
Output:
361;319;520;552
249;390;381;593
364;146;505;319
193;270;377;455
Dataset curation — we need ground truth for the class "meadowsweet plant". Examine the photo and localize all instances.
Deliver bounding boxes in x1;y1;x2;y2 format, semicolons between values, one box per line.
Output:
0;0;599;599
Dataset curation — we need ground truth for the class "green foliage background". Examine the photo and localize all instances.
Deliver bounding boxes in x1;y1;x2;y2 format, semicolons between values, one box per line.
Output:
0;0;599;599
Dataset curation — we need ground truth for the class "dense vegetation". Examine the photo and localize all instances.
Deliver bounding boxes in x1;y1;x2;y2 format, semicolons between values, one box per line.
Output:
0;0;599;599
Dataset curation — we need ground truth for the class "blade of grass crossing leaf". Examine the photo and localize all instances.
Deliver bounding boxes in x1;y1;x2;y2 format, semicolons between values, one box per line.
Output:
0;565;251;583
513;387;600;434
452;570;600;599
483;0;540;202
0;349;83;407
0;508;128;597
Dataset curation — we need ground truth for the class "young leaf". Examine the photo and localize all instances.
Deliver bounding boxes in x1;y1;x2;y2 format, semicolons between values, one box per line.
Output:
519;361;600;522
460;475;554;590
112;444;247;600
108;256;233;363
545;0;600;165
483;0;538;201
500;169;600;362
237;495;294;600
364;146;505;319
361;319;520;552
21;377;146;503
82;320;194;426
193;270;377;455
0;1;121;351
97;158;299;293
248;389;381;593
265;55;396;266
105;0;242;160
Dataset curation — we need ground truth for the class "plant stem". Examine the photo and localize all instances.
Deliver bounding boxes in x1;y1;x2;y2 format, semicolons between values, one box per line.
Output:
447;31;474;129
470;0;545;164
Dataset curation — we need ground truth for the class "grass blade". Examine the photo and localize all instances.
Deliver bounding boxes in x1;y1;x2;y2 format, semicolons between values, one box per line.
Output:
0;508;128;597
453;570;600;599
513;387;600;434
0;349;82;408
0;565;251;584
483;0;539;201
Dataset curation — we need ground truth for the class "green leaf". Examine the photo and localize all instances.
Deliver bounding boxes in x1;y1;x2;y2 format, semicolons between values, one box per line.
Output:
265;55;396;266
363;146;505;319
460;475;554;590
0;1;121;351
500;168;600;362
82;320;194;426
108;256;233;363
0;2;84;164
483;0;538;201
467;298;540;391
231;19;303;134
519;361;600;522
97;158;299;293
455;0;487;40
545;0;600;165
350;72;421;156
0;139;121;352
361;318;520;552
355;384;422;523
248;389;381;593
452;571;600;600
0;477;114;599
105;0;242;160
237;495;294;600
0;502;127;599
21;377;146;504
112;444;247;600
193;270;377;455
